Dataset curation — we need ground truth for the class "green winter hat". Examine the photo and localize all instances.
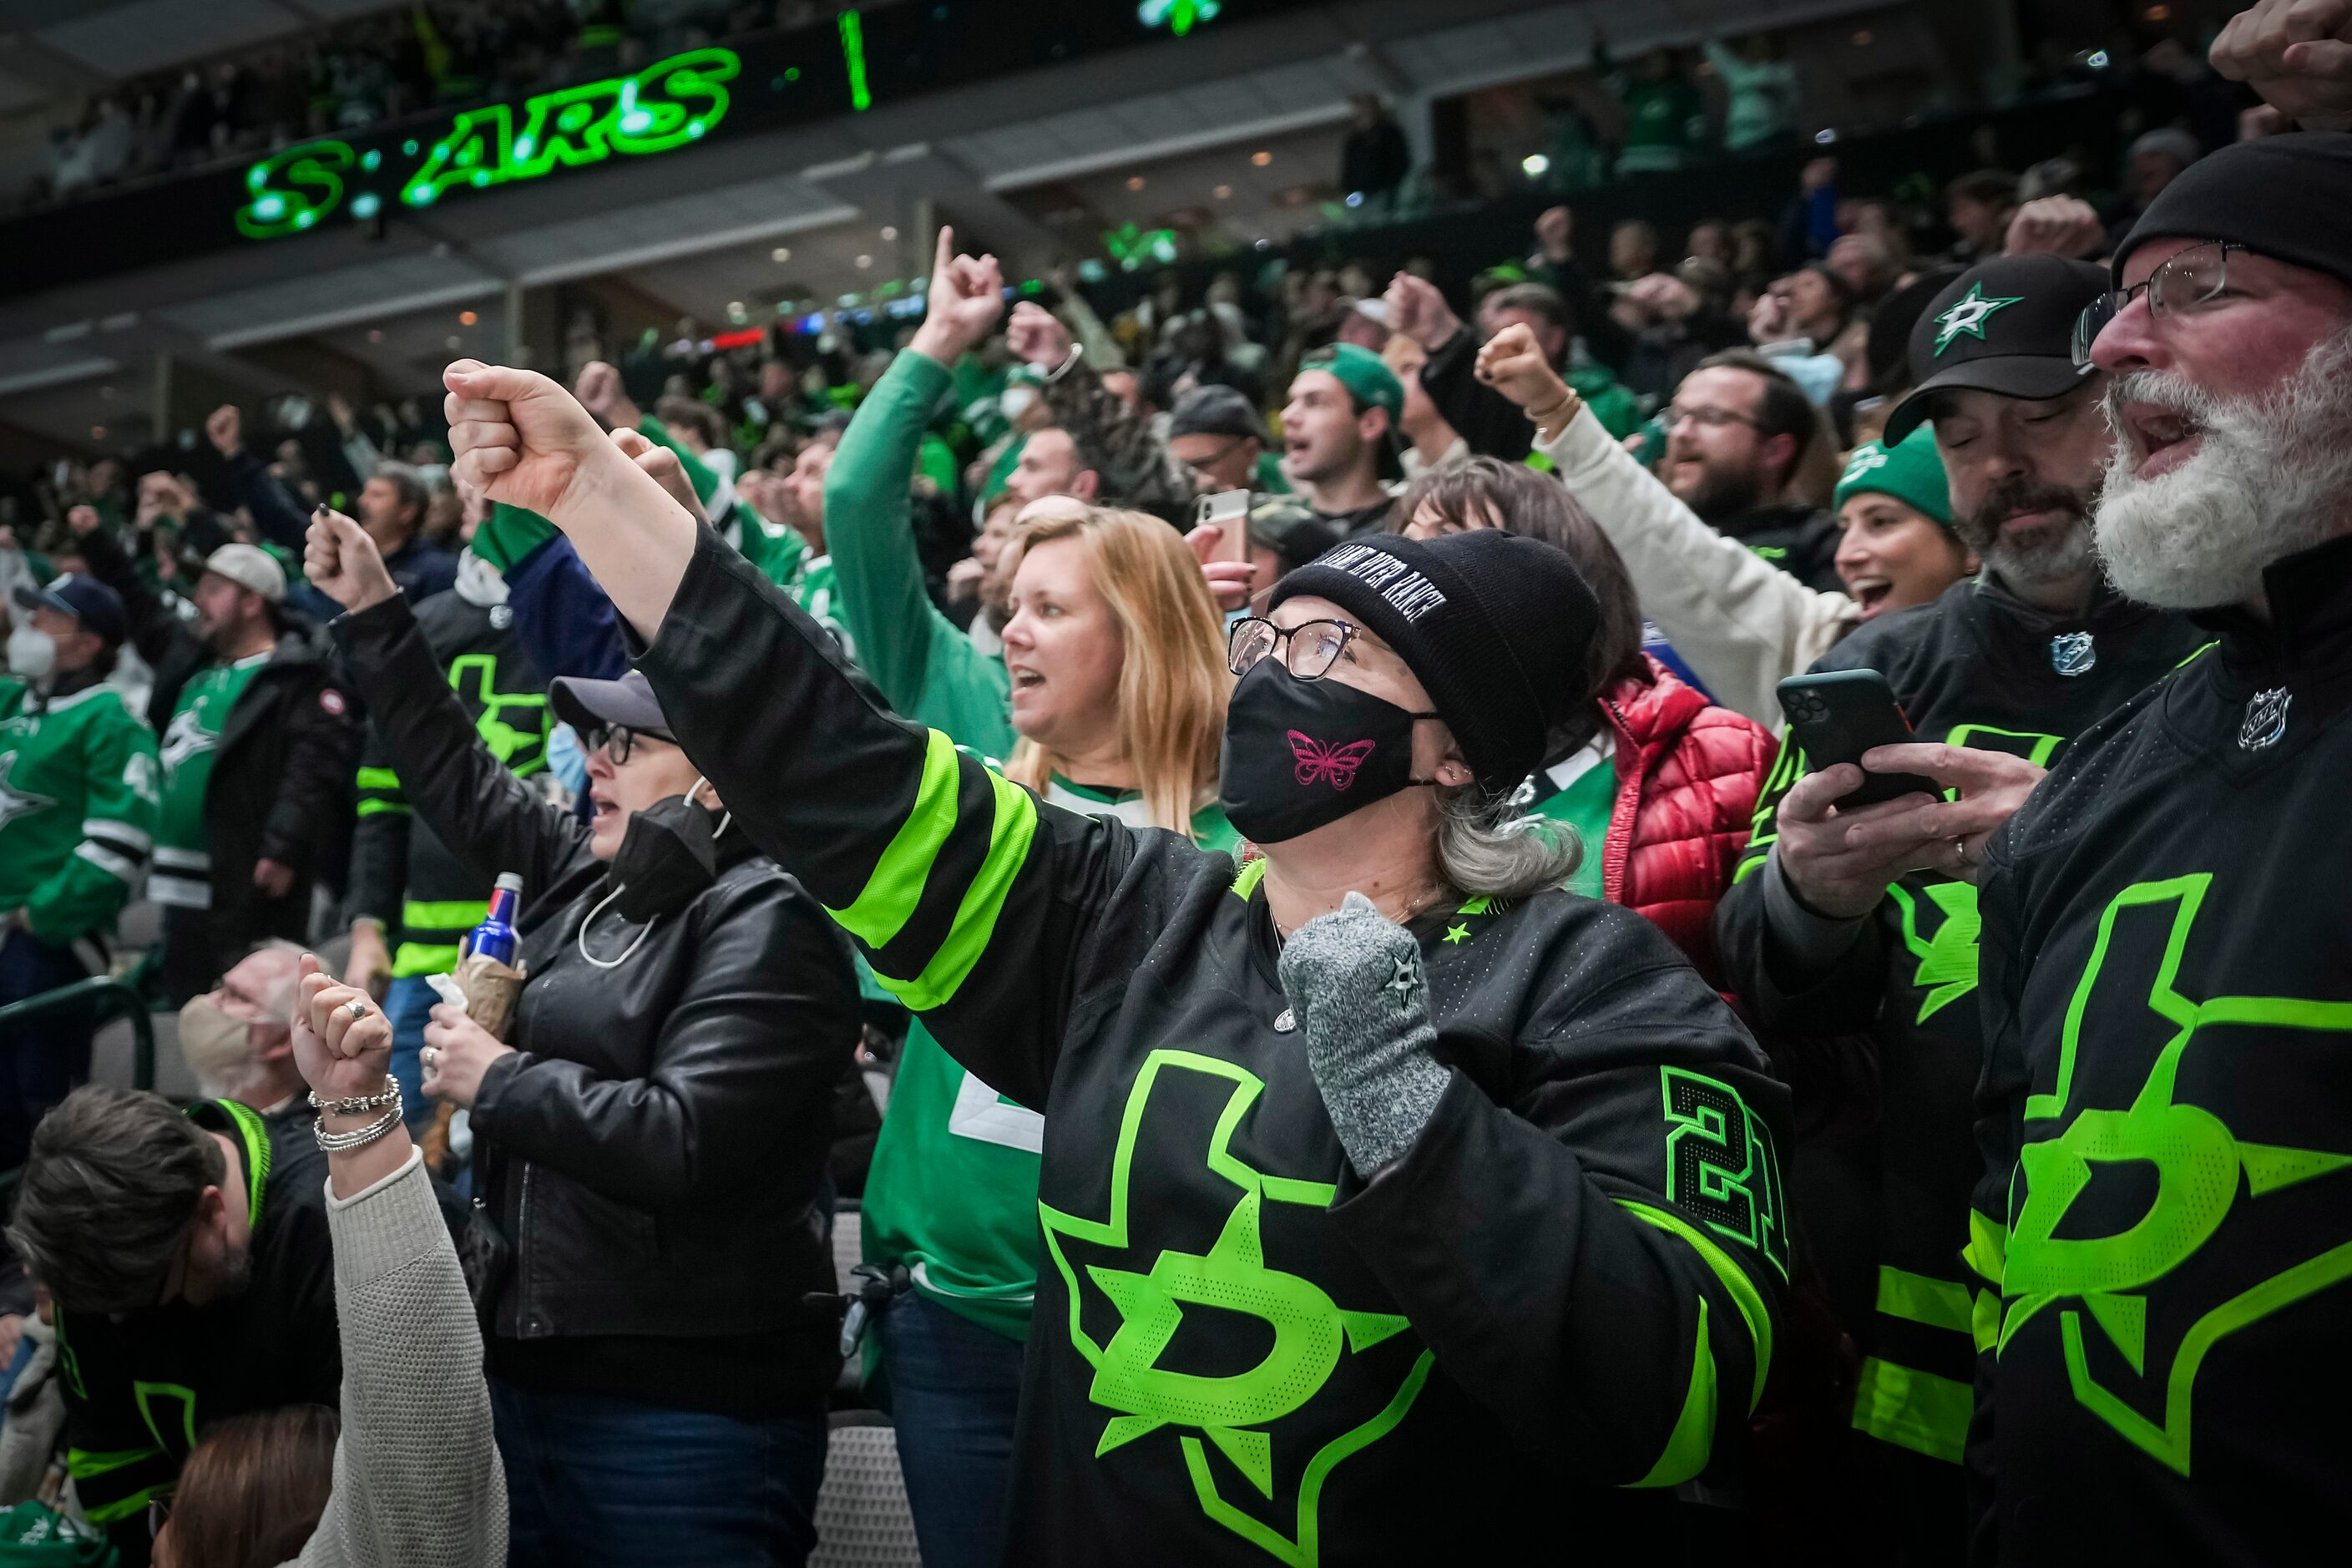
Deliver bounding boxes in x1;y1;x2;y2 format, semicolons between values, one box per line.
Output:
1298;342;1404;421
1834;427;1953;527
0;1503;117;1565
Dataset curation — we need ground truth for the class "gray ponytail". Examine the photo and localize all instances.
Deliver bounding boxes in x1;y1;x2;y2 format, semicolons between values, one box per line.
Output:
1432;783;1585;903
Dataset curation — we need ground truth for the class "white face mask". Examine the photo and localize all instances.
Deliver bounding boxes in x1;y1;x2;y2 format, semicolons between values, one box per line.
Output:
6;625;55;680
1001;385;1039;422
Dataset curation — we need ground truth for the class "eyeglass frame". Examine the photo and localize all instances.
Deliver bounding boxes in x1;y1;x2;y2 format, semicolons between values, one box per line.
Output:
2070;240;2245;369
1226;615;1361;680
1662;402;1765;433
582;724;676;765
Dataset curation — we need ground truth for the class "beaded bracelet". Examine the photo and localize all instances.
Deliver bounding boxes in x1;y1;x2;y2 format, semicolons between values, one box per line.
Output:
309;1076;400;1117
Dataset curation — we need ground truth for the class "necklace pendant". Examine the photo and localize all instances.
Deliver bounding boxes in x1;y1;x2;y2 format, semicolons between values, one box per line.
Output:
2050;631;2097;676
2240;686;2291;751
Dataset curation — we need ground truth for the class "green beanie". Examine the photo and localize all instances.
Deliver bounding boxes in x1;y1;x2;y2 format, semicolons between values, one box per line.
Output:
1834;426;1953;526
1300;342;1404;421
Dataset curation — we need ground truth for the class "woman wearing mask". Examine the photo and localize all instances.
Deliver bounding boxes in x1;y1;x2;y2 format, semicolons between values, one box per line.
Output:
812;240;1238;1567
1398;459;1776;983
1478;322;1972;728
436;257;1791;1567
299;510;860;1568
153;955;505;1568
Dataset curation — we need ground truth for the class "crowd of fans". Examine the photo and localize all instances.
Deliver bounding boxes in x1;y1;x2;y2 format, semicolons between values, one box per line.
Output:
3;3;2352;1565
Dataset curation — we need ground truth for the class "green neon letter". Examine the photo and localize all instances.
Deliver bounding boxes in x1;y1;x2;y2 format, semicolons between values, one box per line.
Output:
236;140;354;238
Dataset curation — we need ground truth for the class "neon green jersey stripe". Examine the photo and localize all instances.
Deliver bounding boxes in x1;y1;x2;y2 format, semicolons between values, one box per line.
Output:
1851;1355;1970;1464
1625;1297;1716;1488
867;768;1039;1013
357;800;412;817
1965;1210;2009;1287
356;766;402;790
1230;857;1267;900
1616;1198;1771;1412
1876;1265;1973;1334
392;942;463;978
83;1485;165;1526
828;728;962;950
402;898;489;931
67;1445;161;1478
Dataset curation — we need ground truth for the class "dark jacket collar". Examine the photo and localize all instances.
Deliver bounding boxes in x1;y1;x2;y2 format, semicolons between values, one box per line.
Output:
1971;567;2157;638
2191;532;2352;675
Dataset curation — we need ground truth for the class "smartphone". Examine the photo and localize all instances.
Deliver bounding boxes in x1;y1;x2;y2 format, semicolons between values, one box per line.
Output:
1775;670;1940;807
1196;489;1251;564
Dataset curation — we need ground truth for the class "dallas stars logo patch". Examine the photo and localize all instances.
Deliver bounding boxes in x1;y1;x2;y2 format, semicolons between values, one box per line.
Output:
0;753;57;832
1039;1050;1429;1565
1932;282;2024;356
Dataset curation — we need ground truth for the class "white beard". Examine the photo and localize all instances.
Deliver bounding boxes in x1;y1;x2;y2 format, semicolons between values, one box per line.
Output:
2096;331;2352;610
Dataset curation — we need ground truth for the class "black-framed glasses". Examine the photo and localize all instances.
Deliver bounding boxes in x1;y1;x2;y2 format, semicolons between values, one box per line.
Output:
1227;616;1358;680
1662;402;1763;432
1176;436;1248;483
584;724;673;764
2071;240;2243;368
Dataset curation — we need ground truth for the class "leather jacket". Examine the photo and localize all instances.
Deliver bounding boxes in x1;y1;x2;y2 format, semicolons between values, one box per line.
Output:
332;592;860;1365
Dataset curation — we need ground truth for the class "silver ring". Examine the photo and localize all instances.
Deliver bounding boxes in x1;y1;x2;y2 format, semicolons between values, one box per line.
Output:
345;998;370;1020
421;1045;440;1070
1952;837;1975;868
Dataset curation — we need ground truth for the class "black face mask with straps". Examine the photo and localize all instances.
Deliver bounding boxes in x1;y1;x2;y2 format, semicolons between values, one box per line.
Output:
606;792;722;924
1218;659;1440;845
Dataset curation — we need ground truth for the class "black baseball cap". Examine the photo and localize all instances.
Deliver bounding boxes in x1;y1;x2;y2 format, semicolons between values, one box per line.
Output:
1881;255;2107;445
12;573;127;646
549;670;674;741
1168;384;1267;443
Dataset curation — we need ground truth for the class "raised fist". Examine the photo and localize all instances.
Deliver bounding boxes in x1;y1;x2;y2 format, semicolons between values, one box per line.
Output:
205;404;243;458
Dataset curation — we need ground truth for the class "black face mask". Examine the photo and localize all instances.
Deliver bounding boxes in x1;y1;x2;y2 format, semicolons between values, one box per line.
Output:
606;790;723;923
1219;658;1439;844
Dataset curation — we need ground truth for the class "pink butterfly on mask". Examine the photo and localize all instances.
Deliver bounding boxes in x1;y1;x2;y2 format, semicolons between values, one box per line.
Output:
1287;731;1377;790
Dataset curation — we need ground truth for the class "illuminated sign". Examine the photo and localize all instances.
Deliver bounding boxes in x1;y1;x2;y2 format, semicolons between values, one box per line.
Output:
1138;0;1221;35
235;47;741;237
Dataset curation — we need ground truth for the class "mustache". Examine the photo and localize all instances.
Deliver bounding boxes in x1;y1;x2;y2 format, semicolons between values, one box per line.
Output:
1965;476;2091;534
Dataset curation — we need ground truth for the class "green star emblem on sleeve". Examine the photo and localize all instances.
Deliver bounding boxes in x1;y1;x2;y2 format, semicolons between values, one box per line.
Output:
1931;282;2025;355
1038;1050;1431;1566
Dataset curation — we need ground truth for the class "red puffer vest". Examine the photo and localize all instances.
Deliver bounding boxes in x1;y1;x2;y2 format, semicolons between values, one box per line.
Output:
1596;657;1777;984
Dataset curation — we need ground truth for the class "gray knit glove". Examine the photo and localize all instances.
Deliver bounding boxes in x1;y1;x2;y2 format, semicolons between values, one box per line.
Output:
1278;891;1452;1178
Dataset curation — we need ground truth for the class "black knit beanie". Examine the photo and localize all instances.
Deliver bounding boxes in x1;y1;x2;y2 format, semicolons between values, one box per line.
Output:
2114;132;2352;290
1269;531;1599;795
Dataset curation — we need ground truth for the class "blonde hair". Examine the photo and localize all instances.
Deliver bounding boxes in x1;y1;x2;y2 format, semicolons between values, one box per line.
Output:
999;507;1231;839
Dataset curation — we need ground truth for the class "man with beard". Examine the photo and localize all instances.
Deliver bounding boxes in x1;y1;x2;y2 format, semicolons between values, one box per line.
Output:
6;1084;336;1559
1712;253;2206;1565
73;518;360;1004
1969;128;2352;1564
1656;351;1845;589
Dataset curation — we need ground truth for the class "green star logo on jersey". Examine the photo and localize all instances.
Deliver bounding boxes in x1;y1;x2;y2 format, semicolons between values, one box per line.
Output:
1996;874;2352;1477
0;753;57;832
1039;1050;1430;1566
1931;282;2024;355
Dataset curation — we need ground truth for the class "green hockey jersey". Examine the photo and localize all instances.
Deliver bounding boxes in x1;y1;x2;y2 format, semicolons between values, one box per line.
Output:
0;677;158;947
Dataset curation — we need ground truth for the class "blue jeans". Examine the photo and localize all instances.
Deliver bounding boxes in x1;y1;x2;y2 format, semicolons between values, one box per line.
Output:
490;1378;826;1568
0;929;91;1173
876;1292;1025;1568
383;974;438;1136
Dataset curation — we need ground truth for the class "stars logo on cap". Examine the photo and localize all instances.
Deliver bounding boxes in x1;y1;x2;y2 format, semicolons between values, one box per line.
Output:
1932;282;2025;356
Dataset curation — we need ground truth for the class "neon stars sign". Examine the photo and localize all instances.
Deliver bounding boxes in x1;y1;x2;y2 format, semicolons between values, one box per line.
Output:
235;48;740;239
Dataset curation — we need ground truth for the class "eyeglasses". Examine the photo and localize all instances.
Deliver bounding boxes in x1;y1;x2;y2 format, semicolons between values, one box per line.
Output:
2071;241;2243;368
1662;403;1763;432
1177;437;1248;483
1227;616;1358;680
584;724;672;764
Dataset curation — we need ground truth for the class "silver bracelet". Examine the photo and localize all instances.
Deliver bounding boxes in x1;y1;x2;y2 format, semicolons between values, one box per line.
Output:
315;1101;404;1153
309;1076;400;1117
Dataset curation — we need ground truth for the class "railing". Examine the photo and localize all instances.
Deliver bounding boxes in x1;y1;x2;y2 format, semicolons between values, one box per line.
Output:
0;955;164;1200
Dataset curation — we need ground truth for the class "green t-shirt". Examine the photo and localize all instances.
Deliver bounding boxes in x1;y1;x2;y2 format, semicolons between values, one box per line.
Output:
1520;736;1618;901
862;771;1237;1345
152;653;269;908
